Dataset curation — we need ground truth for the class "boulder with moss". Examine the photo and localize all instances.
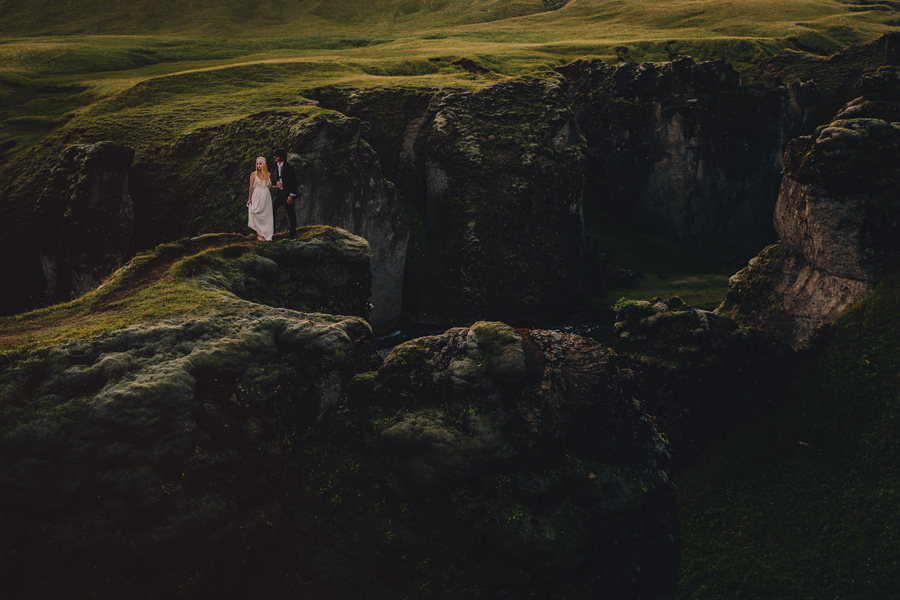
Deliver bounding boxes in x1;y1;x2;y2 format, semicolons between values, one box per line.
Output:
368;321;678;599
31;141;135;304
0;227;383;599
614;297;792;468
717;68;900;348
1;229;685;598
558;55;789;254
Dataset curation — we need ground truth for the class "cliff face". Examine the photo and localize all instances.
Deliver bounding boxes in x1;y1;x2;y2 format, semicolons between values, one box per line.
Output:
718;68;900;348
418;75;586;323
32;141;135;304
558;56;790;255
129;110;408;333
315;77;588;325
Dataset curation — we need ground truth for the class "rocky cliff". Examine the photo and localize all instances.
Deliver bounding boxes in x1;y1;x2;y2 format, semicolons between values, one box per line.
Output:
558;56;790;255
312;76;587;325
32;141;135;305
128;109;407;333
717;67;900;349
0;233;681;599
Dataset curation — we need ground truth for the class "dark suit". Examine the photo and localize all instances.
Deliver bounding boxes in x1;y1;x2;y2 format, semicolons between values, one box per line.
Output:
270;159;299;238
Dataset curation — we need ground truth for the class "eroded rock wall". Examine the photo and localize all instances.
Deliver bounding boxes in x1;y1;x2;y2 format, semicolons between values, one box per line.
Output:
32;141;135;303
310;78;587;325
559;56;790;254
419;76;586;323
718;68;900;348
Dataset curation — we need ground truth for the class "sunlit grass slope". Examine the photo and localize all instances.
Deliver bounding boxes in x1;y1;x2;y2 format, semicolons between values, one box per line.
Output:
0;0;893;41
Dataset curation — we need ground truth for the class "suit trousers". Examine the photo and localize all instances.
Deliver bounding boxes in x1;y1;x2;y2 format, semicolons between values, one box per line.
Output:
272;191;297;238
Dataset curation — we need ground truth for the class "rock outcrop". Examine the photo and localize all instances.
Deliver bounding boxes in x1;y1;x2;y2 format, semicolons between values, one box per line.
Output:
129;110;408;333
0;228;681;599
718;68;900;348
32;141;135;304
614;297;793;468
0;227;382;599
372;321;679;599
310;77;587;325
763;32;900;129
558;56;790;254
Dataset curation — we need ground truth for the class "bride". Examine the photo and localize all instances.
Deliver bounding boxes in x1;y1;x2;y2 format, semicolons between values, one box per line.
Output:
247;156;274;241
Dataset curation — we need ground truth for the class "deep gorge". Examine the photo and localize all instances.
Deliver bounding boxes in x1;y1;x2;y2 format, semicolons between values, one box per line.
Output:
1;32;899;599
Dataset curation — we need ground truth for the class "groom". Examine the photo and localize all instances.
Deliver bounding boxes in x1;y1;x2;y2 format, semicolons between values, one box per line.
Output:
270;147;299;239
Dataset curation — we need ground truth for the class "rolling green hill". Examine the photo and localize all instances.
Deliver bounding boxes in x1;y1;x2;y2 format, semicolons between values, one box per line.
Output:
2;0;900;599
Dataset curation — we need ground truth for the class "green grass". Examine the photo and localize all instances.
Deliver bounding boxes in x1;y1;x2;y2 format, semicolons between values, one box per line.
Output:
585;209;747;311
1;3;899;594
676;269;900;599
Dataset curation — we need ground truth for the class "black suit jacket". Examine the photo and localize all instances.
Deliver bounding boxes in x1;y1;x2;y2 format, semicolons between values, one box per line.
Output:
270;160;299;199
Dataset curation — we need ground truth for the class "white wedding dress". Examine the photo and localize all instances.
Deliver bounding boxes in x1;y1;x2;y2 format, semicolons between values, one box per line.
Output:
248;174;274;241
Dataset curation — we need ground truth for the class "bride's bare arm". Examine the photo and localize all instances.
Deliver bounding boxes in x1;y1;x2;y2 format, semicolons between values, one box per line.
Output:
247;173;255;206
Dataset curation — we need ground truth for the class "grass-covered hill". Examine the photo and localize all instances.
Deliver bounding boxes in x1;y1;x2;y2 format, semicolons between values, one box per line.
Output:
2;1;900;598
2;0;893;39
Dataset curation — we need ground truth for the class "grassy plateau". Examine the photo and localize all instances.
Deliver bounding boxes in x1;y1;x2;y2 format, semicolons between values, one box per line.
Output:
1;0;899;597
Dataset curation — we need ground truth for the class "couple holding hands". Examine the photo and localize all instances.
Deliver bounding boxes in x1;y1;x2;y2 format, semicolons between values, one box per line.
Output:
247;147;299;241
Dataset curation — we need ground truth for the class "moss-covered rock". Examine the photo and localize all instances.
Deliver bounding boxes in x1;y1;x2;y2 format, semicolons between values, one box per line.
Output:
370;323;678;599
0;305;380;600
0;233;681;599
615;296;793;468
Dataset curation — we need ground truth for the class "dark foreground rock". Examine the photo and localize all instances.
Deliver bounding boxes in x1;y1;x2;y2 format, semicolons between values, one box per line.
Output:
367;321;679;599
718;68;900;348
32;141;135;304
0;310;380;600
614;297;793;468
0;309;680;598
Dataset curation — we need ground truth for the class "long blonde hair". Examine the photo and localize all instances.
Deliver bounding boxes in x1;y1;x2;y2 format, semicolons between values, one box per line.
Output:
253;156;271;185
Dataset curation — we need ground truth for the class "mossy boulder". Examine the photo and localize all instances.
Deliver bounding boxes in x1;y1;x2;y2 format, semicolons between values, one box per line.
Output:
370;322;678;599
0;226;382;598
0;233;683;599
615;296;793;468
